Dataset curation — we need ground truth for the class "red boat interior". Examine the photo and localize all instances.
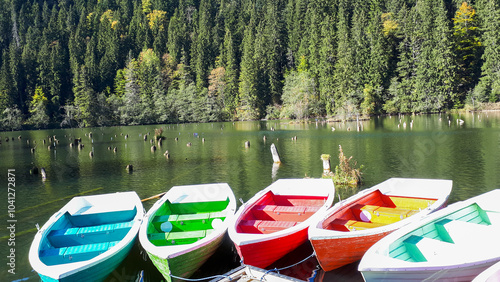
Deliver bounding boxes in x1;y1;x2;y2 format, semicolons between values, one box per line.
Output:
322;189;437;232
237;191;327;234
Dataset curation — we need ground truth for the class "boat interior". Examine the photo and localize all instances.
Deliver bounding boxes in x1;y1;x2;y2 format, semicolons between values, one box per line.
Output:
322;189;437;232
389;203;500;263
237;191;328;234
147;198;230;246
39;206;138;266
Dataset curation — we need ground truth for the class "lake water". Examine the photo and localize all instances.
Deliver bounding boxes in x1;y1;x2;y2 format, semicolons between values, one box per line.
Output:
1;112;499;281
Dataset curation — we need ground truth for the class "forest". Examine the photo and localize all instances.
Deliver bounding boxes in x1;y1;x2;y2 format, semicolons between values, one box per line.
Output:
0;0;499;130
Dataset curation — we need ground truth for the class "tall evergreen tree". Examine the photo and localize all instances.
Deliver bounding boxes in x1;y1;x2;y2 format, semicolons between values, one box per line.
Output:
238;17;259;120
318;11;337;115
333;1;355;114
222;28;238;118
385;5;419;113
475;0;500;103
73;66;98;127
192;0;215;91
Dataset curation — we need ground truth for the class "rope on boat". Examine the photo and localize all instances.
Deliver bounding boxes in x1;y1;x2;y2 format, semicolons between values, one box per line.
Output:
259;252;316;281
169;274;232;281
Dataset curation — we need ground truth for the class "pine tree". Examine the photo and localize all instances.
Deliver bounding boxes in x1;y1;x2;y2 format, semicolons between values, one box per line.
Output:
167;8;187;64
73;66;98;127
385;5;419;113
318;12;337;115
263;0;286;106
475;0;500;103
362;0;389;115
192;0;215;91
431;0;457;110
333;1;355;114
0;51;14;113
238;18;259;120
222;28;238;119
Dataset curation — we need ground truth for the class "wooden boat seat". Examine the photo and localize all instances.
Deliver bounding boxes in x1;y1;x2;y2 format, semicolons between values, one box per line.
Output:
328;219;386;231
153;211;226;223
40;241;119;265
251;205;320;221
239;219;297;234
352;204;416;224
436;218;495;245
48;221;133;248
148;230;212;245
152;211;227;231
271;195;327;207
69;207;137;226
403;235;456;262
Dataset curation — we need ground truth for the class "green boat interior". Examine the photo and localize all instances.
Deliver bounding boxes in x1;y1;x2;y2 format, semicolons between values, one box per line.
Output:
389;203;500;262
322;189;437;232
237;191;328;234
39;207;137;266
147;198;230;246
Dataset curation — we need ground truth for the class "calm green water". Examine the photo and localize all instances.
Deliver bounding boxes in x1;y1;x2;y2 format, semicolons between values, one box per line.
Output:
1;112;500;281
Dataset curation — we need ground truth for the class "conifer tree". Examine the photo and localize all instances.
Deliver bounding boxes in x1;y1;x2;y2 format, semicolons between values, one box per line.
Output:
333;1;355;114
385;5;418;113
475;0;500;102
222;28;238;118
238;18;259;120
73;66;98;127
318;13;337;115
193;0;215;92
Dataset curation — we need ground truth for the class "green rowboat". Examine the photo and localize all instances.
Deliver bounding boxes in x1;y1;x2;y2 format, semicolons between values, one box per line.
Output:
139;183;236;282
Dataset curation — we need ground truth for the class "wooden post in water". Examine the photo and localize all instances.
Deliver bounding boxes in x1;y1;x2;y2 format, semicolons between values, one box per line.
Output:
270;143;281;163
41;168;47;180
321;154;332;176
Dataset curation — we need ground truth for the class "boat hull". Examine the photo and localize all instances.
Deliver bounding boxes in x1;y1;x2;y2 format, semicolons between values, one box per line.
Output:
38;239;135;282
147;234;225;282
311;231;390;271
362;262;494;282
235;228;309;269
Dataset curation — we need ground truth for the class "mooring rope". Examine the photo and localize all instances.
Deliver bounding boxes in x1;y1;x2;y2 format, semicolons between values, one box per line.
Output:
169;274;232;281
169;252;315;281
259;252;316;281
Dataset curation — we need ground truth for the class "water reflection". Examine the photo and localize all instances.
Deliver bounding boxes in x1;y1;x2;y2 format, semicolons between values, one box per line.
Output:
1;112;500;281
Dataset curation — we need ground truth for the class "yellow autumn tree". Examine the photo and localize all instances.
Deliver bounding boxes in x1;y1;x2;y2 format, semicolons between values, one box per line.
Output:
147;10;167;31
453;2;482;98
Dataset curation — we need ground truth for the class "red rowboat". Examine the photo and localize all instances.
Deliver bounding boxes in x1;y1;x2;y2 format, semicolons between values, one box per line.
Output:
309;178;452;271
227;179;335;268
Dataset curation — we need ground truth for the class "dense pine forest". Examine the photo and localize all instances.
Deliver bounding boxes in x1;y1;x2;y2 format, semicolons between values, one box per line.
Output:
0;0;499;130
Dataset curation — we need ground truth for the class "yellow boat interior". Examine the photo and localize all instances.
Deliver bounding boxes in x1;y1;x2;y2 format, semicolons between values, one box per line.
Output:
323;190;437;232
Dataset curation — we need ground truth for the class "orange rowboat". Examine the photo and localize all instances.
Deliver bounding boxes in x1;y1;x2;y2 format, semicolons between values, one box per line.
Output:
309;178;452;271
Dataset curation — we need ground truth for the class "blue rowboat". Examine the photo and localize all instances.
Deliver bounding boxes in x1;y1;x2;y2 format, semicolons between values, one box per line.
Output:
29;191;144;281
